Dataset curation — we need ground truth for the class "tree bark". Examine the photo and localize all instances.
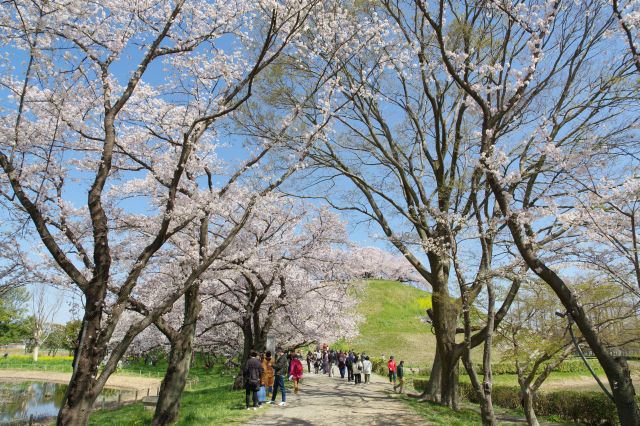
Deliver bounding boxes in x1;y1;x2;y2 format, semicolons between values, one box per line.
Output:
484;162;640;425
420;346;442;401
520;386;539;426
152;283;201;426
57;289;106;426
152;336;193;426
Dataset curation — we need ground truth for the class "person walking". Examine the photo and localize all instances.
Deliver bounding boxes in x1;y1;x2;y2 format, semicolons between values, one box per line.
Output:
306;351;313;373
290;354;304;394
362;355;372;384
322;350;330;375
346;351;354;382
269;347;288;406
338;351;346;379
243;350;263;410
393;360;405;393
328;349;336;377
353;355;363;384
387;355;397;387
261;351;275;399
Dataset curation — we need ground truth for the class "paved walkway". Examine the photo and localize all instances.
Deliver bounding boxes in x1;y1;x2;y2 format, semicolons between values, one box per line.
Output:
247;371;427;426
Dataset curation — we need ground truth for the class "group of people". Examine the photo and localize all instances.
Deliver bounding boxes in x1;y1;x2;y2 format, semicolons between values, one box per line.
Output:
242;345;406;410
242;347;304;410
306;347;374;384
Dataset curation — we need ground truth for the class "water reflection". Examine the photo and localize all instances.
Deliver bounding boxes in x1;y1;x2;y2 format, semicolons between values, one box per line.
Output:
0;381;120;422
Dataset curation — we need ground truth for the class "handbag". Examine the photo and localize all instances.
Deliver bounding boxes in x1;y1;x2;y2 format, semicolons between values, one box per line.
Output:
257;385;266;402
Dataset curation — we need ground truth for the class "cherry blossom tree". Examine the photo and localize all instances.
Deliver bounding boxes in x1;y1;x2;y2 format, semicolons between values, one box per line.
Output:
283;1;522;411
413;0;640;422
199;198;359;364
612;0;640;73
0;0;330;424
348;246;431;287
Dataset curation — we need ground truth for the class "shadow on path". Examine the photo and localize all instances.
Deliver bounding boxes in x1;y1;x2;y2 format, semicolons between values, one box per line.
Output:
246;372;428;426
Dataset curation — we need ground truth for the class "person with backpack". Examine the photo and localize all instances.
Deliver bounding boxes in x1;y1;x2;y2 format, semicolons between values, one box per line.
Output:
289;354;304;394
353;354;363;384
243;350;264;410
346;350;354;382
269;347;288;406
387;355;397;386
362;355;372;384
393;360;405;393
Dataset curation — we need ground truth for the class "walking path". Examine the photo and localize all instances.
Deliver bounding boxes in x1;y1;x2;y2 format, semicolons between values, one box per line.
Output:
247;371;426;426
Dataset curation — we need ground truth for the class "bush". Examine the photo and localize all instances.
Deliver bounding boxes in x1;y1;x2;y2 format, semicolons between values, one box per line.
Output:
412;380;619;425
462;358;604;376
368;357;388;375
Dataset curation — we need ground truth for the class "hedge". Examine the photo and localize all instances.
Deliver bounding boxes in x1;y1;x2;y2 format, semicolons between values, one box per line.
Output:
412;379;619;425
463;358;604;376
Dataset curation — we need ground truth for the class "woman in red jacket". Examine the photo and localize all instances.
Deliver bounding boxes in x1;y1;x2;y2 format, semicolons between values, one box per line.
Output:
387;356;397;386
289;354;304;394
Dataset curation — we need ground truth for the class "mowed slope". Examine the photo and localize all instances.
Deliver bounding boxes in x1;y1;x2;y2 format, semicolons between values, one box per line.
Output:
347;280;436;366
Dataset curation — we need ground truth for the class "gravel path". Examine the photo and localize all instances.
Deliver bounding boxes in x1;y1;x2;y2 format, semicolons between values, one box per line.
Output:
247;371;428;426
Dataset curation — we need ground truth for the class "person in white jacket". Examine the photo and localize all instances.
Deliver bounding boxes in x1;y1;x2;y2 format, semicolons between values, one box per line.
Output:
362;356;373;384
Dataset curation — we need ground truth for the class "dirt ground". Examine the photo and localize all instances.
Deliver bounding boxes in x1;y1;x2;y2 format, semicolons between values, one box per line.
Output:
246;371;427;426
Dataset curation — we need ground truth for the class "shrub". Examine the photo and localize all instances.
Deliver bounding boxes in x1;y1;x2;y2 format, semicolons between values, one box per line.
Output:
412;380;619;425
462;358;604;376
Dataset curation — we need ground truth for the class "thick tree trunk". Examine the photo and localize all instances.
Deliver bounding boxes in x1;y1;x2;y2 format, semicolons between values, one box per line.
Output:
57;292;105;426
58;395;94;426
485;159;640;425
520;386;539;426
33;344;40;362
421;346;442;401
152;283;200;426
435;284;460;409
152;336;193;426
439;344;459;409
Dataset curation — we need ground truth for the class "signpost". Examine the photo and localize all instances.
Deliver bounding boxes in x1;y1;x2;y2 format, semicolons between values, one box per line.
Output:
266;334;276;354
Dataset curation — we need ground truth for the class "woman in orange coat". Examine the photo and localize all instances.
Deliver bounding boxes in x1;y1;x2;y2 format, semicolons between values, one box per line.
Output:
261;351;275;397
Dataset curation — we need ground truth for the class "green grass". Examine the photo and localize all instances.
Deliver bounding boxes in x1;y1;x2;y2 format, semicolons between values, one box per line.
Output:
341;280;436;366
88;366;256;426
0;354;75;372
402;396;482;425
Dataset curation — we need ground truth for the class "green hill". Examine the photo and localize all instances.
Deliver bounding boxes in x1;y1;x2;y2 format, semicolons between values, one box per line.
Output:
345;280;436;367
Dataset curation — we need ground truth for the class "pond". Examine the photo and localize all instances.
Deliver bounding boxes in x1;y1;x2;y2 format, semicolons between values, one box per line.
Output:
0;381;121;423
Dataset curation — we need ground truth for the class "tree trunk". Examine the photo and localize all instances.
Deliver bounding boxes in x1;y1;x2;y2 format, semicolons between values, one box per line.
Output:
33;344;40;362
439;341;459;409
152;283;200;426
421;346;442;401
152;336;193;426
435;285;460;409
479;280;497;425
485;160;640;425
57;292;105;426
57;394;94;426
521;386;539;426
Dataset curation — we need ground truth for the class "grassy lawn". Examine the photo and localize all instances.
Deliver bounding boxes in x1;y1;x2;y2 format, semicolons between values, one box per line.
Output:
342;280;486;367
342;279;436;366
0;354;75;372
87;371;256;426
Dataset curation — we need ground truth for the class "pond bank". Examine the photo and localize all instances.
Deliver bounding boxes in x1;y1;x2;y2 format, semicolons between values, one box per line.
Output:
0;369;162;400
